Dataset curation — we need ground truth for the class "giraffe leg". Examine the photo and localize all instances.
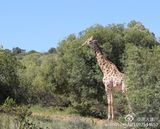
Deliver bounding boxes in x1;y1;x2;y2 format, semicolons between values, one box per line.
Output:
107;89;111;120
111;90;114;120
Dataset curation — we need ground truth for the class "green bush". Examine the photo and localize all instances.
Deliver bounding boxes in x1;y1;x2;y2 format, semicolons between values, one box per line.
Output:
3;97;16;108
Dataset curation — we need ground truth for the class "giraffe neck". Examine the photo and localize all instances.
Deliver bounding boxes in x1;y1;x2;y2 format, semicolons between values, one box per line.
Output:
93;45;112;74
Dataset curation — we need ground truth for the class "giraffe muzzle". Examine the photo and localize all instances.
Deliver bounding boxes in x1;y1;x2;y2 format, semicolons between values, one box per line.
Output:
81;42;86;47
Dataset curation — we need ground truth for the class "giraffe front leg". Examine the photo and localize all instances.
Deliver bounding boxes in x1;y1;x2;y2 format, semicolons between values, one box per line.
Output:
107;89;111;120
111;90;114;120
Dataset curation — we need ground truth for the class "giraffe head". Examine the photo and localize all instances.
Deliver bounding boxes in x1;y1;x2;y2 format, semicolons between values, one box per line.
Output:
82;36;98;49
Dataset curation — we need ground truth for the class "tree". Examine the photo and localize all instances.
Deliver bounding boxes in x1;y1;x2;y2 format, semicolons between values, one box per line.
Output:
0;51;20;103
4;49;11;53
27;50;38;54
12;47;25;54
123;44;160;119
18;53;41;103
18;52;58;105
48;47;56;54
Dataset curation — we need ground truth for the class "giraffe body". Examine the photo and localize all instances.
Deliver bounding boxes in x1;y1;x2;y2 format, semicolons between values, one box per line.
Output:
82;36;127;120
95;51;125;92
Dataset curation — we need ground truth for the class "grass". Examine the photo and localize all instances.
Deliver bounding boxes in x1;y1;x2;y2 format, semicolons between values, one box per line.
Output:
0;105;126;129
30;105;79;116
0;113;125;129
29;105;125;129
0;113;19;129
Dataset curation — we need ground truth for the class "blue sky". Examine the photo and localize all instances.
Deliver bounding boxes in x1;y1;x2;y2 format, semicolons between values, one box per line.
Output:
0;0;159;52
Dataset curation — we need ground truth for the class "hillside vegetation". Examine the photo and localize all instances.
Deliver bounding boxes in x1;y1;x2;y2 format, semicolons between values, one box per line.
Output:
0;21;160;128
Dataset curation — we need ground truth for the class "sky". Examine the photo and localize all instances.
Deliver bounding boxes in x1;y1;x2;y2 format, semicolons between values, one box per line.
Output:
0;0;159;52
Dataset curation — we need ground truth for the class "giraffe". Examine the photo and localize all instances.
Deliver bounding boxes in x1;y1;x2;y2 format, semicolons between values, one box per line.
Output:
82;36;132;120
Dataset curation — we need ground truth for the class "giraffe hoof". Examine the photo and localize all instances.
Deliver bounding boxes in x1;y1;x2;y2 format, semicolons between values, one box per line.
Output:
107;117;111;121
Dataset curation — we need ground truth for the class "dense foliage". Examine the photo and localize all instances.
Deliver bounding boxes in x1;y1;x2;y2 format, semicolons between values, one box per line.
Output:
0;21;160;125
